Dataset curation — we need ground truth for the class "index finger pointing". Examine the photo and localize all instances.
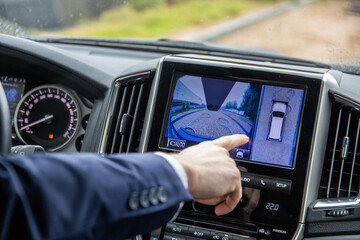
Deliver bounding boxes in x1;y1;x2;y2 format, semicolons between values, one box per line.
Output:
212;134;249;151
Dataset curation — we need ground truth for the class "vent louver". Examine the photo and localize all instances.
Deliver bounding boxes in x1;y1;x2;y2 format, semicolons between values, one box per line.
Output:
318;90;360;199
102;71;153;154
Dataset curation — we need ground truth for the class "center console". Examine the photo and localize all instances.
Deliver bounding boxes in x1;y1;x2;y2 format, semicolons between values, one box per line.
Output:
145;56;323;240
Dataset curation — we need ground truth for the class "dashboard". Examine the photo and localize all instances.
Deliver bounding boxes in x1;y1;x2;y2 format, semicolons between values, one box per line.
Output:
1;33;360;240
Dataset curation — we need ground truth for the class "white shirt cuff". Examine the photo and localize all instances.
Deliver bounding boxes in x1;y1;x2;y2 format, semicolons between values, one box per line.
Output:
154;151;188;189
154;152;188;222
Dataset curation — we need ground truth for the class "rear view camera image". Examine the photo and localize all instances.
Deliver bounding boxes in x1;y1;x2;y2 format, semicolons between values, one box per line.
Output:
164;75;261;159
161;74;304;168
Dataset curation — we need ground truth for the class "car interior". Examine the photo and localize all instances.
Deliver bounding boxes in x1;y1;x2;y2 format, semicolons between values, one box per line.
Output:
1;1;360;239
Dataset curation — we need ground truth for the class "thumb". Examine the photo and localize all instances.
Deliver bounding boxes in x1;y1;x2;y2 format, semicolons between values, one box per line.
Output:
212;134;249;151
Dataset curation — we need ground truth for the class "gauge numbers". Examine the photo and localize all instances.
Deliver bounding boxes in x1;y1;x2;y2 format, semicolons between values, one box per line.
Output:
14;85;80;151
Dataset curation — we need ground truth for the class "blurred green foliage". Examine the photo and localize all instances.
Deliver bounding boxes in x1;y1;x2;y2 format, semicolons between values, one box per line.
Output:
41;0;281;38
128;0;164;11
225;100;239;109
182;102;191;112
240;84;262;122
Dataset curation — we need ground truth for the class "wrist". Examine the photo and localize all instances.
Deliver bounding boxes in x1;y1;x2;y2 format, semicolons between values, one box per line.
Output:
155;152;188;189
170;153;196;196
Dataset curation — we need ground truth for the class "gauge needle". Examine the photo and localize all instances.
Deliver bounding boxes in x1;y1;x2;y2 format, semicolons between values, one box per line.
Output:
20;114;54;131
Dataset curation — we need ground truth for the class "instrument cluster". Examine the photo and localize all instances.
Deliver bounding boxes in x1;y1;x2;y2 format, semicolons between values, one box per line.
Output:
1;75;91;152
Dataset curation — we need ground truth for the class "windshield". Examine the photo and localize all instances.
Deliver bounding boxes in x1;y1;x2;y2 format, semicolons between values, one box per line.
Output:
0;0;359;64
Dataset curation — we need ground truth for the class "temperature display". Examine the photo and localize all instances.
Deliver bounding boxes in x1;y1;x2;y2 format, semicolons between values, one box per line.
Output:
265;202;280;211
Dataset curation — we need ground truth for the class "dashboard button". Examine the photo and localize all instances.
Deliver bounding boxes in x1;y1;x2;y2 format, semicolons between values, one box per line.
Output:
255;177;269;187
163;234;186;240
210;231;255;240
240;172;292;195
272;228;287;235
240;172;259;189
231;148;250;160
271;179;292;195
259;228;271;236
188;227;210;239
210;232;221;240
166;223;188;235
210;231;231;240
220;235;230;240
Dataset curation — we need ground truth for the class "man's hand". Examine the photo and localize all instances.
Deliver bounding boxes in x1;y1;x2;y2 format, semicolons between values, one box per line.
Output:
171;134;249;216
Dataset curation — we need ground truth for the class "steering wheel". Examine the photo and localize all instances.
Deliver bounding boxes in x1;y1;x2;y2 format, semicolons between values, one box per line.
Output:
0;82;11;154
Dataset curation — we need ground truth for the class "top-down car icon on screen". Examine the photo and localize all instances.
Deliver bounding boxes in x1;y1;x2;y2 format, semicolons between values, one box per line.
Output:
267;101;287;142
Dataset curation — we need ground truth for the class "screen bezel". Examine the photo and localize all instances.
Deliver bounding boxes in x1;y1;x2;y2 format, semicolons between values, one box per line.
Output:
158;72;306;170
145;57;322;235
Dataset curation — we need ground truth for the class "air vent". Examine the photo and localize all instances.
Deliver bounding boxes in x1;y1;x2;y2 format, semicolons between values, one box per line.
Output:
318;90;360;199
101;71;154;154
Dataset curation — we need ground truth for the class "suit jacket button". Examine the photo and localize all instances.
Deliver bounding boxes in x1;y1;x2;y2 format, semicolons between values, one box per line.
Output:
140;190;150;208
157;186;168;203
128;192;139;210
149;188;159;205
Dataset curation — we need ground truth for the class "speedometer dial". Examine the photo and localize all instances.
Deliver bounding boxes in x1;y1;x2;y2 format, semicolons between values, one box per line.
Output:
14;85;81;151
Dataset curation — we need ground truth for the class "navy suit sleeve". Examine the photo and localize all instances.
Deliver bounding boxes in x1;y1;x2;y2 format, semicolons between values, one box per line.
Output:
0;153;193;240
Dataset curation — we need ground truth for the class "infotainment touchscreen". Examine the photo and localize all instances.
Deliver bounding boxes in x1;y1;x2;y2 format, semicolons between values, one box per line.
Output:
160;74;305;168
